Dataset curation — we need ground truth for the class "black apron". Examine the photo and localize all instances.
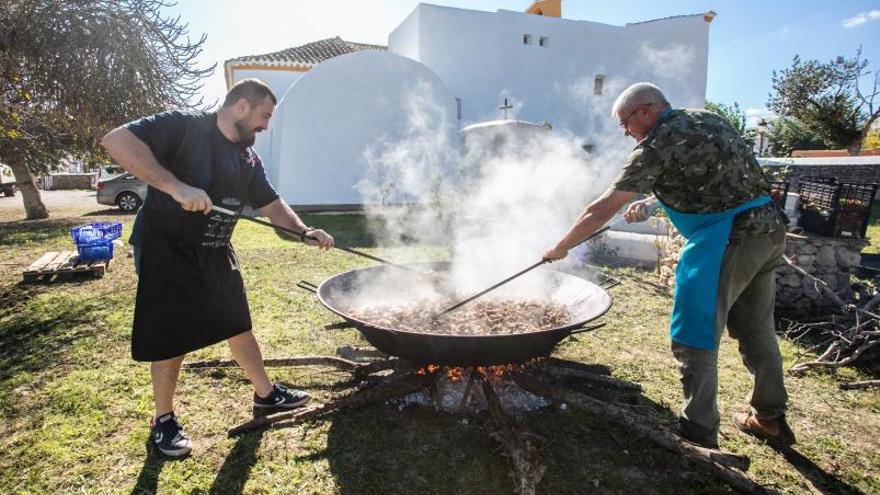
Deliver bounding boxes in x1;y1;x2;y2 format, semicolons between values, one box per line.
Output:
131;142;256;362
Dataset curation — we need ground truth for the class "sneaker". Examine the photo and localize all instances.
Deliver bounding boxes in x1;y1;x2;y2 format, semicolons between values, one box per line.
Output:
150;412;192;457
254;383;311;410
732;412;797;447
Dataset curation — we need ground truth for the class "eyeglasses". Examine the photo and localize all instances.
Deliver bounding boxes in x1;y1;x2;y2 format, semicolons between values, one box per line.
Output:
618;103;653;129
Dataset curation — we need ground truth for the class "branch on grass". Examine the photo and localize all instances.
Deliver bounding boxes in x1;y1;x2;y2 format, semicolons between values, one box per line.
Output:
839;380;880;390
789;340;880;374
511;374;773;494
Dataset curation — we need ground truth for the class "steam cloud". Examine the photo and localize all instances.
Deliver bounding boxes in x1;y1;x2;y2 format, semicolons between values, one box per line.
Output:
353;74;634;306
638;43;697;85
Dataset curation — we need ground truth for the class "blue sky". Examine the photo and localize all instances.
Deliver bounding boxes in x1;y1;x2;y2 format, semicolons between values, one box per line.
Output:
167;0;880;126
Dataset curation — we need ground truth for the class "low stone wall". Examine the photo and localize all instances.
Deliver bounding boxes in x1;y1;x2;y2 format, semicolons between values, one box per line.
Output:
44;173;94;190
775;233;867;314
657;229;867;315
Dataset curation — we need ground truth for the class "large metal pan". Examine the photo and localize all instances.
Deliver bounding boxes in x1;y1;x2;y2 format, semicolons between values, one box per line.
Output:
306;262;613;366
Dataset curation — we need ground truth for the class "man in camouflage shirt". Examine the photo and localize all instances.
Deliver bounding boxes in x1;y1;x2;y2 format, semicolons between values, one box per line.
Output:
544;82;795;449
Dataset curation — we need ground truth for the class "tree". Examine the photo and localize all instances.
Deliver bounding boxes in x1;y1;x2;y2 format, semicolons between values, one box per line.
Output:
705;101;755;149
0;1;213;219
865;125;880;149
766;117;827;157
768;48;880;156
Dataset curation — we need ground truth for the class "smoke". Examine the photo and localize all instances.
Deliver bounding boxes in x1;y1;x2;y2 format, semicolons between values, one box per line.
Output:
353;75;633;307
638;42;698;85
357;79;458;246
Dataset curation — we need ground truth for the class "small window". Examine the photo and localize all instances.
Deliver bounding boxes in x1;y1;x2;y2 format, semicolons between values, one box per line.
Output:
539;36;549;47
455;98;462;120
523;34;532;45
594;75;604;95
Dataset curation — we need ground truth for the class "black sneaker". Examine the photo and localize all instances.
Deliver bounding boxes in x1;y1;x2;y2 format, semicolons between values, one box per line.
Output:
150;412;192;457
254;383;311;410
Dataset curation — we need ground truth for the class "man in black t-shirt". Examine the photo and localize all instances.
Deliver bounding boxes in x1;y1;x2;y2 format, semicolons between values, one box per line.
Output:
102;79;334;457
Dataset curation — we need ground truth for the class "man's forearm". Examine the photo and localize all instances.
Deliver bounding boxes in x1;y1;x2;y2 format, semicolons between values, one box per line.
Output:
556;189;636;251
101;127;184;197
259;199;309;233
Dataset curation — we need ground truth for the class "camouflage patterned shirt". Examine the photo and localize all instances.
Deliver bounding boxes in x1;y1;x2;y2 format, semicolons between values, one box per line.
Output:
613;108;786;239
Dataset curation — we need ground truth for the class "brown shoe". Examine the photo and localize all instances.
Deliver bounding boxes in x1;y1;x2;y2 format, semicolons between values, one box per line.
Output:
733;412;796;447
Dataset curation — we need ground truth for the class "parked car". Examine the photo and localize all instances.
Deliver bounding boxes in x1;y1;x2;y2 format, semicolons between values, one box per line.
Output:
97;172;147;212
0;164;16;197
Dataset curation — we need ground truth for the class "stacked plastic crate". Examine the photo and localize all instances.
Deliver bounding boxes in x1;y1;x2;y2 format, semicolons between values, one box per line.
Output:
797;179;877;238
70;222;123;261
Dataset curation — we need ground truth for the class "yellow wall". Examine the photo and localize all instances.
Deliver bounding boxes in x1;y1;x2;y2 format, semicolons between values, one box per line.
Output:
525;0;561;17
225;63;310;89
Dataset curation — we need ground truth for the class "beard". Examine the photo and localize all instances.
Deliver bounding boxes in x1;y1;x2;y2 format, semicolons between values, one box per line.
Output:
234;119;258;147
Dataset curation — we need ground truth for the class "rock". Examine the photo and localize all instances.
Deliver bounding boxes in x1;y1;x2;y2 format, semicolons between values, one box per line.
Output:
820;273;837;289
816;246;837;267
838;249;861;268
779;274;801;287
793;255;815;268
777;285;801;303
802;279;822;300
798;243;818;255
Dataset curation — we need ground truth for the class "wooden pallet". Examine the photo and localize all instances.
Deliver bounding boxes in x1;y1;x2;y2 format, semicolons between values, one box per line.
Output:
22;251;112;283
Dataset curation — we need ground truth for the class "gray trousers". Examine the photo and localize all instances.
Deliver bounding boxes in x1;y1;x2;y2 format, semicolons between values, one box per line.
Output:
672;229;788;444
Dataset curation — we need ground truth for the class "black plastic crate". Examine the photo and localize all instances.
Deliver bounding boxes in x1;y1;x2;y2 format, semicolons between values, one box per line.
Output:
796;181;877;238
769;181;789;209
798;175;838;185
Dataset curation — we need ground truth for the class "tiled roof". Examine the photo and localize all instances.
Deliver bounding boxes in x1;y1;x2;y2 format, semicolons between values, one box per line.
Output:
626;12;711;26
226;36;386;69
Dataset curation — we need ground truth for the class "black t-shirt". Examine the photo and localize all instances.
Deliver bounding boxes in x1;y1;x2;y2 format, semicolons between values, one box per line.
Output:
124;111;279;246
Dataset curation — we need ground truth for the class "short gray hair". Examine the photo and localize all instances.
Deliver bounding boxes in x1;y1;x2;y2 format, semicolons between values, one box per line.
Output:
611;82;670;118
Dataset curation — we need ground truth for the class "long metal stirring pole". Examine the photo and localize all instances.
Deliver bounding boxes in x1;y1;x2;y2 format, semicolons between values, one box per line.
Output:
211;206;426;276
435;225;613;318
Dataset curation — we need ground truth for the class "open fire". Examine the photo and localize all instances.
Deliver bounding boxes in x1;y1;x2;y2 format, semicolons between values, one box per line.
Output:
186;346;770;495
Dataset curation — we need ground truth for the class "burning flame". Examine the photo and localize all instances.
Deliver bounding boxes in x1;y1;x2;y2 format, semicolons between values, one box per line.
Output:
415;358;543;381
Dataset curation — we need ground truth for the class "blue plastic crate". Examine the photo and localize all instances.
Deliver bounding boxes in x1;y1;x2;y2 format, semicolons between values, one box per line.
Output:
76;239;114;262
70;222;122;262
70;222;123;244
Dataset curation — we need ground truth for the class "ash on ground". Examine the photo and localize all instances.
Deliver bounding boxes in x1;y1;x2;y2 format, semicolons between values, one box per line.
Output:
391;373;550;416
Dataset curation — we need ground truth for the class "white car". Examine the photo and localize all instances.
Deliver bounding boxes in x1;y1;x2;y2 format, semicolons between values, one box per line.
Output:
0;164;15;197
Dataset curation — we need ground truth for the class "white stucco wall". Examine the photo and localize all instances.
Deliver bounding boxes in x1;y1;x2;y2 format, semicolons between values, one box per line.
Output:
269;50;456;206
388;7;421;61
388;4;710;140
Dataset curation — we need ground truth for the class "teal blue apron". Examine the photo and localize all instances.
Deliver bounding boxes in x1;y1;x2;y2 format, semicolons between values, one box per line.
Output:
660;195;771;349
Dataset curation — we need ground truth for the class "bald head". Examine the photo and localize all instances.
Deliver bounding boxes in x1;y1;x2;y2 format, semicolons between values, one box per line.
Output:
611;82;670;119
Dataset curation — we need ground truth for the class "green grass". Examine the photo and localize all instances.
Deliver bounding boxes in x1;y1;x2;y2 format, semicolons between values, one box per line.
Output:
864;201;880;254
0;210;878;494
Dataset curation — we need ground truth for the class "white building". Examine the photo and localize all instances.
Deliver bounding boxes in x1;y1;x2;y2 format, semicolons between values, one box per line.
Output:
225;1;716;208
389;1;714;136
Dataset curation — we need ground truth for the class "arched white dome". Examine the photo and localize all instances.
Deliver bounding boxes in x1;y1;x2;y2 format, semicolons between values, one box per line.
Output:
264;50;456;207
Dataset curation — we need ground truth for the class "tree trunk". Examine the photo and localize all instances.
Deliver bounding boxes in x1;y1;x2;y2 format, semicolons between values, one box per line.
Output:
6;153;49;220
847;140;862;156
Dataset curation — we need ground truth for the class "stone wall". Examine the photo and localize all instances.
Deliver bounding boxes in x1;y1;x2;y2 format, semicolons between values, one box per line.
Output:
44;173;94;190
775;233;867;315
657;230;867;315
